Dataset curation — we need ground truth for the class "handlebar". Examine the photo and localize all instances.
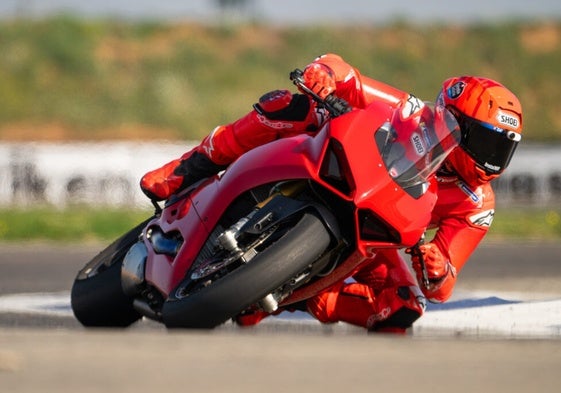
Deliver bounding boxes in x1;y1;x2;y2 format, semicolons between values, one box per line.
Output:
290;69;351;117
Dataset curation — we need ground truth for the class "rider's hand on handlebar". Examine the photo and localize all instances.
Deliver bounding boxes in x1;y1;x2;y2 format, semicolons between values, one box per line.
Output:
406;243;453;285
302;63;336;100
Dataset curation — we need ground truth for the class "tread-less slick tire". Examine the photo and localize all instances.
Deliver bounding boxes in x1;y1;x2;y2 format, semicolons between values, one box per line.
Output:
71;218;152;327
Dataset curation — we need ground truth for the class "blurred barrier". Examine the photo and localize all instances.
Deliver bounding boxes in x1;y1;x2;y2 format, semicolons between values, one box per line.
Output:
0;142;192;208
0;142;559;207
492;144;561;206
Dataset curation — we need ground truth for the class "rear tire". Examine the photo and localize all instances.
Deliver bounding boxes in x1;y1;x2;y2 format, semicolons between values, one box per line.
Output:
71;218;152;327
162;213;332;329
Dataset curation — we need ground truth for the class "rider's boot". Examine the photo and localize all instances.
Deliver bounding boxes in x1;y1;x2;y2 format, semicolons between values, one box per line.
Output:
306;281;425;333
307;249;427;333
140;150;225;201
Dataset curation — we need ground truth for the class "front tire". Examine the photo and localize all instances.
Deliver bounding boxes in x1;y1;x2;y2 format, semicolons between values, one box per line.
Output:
71;218;152;327
162;212;332;329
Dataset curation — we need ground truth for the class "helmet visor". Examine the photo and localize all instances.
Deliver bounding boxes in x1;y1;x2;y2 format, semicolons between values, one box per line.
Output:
461;117;521;174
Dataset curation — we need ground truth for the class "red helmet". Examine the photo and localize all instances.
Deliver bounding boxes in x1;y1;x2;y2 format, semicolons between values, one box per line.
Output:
438;76;523;176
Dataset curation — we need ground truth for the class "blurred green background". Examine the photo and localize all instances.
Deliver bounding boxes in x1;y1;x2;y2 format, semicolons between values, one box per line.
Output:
1;16;560;142
0;10;560;241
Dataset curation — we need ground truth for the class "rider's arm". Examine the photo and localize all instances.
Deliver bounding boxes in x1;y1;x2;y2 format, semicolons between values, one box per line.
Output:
419;182;495;303
307;53;409;108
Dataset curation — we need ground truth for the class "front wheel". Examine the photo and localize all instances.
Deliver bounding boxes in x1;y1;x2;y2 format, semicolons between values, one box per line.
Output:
70;218;152;327
162;212;332;329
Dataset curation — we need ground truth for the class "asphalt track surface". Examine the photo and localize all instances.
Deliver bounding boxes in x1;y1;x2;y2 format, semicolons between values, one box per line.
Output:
0;241;560;392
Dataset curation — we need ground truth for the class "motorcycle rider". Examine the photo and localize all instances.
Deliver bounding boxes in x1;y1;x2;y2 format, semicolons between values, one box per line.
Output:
140;53;523;332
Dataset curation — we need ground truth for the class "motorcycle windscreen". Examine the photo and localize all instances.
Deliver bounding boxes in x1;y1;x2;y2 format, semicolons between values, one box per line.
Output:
375;102;461;198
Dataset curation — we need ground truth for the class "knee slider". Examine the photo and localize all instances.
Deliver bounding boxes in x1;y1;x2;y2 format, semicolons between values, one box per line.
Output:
371;286;424;331
254;90;311;122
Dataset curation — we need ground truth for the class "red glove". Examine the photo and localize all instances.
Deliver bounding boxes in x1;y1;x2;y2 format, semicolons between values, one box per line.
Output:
407;243;453;286
302;63;336;99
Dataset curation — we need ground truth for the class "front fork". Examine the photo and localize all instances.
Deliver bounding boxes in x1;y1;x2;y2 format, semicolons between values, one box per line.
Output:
217;180;308;256
221;181;310;313
227;180;344;314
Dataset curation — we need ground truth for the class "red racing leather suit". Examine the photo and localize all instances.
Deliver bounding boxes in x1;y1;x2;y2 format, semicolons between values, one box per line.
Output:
141;54;495;330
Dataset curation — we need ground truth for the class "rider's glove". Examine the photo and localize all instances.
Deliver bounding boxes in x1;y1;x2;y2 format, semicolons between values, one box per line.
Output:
406;243;454;286
302;63;336;99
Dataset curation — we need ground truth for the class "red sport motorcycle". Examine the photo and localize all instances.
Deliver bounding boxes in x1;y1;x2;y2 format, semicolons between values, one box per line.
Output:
71;70;461;329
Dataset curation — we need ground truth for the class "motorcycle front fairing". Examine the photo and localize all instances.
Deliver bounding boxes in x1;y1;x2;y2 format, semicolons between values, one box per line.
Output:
330;100;461;253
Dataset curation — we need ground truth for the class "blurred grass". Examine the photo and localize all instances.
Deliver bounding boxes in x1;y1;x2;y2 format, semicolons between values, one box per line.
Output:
0;207;152;242
488;207;561;240
0;207;559;242
0;16;560;141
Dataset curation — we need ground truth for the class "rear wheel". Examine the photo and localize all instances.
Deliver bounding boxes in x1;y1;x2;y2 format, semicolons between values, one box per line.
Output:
70;218;152;327
162;212;332;329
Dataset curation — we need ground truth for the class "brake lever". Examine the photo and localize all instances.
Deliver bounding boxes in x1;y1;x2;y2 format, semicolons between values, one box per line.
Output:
290;69;351;117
